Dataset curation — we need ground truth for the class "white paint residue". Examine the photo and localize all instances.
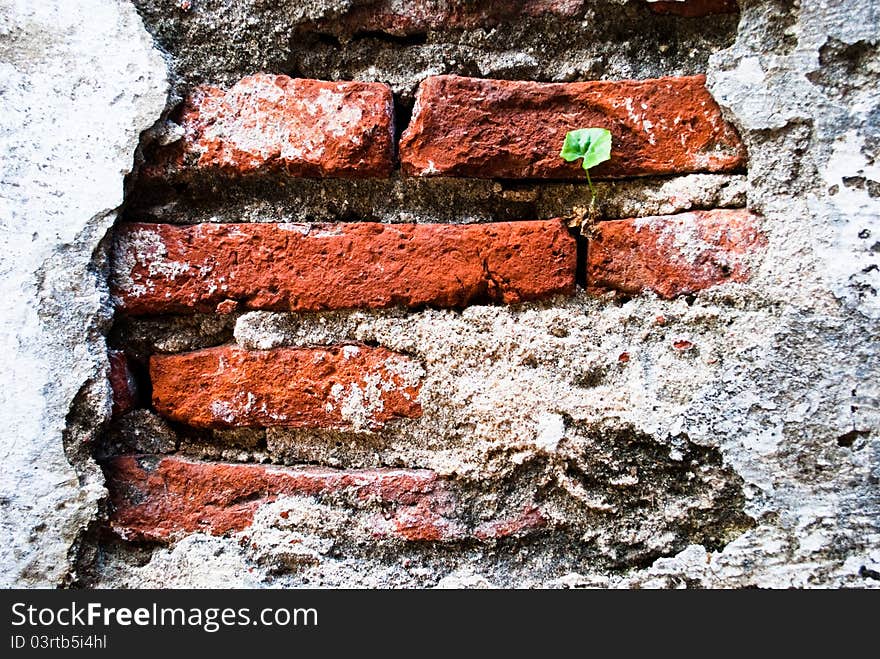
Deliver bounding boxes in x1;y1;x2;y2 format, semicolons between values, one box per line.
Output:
311;226;348;238
742;421;784;456
279;144;305;160
327;366;410;433
210;401;236;424
329;382;374;432
534;413;565;452
112;227;191;298
198;78;371;166
735;56;766;85
309;88;363;141
278;223;311;235
382;355;426;390
621;96;657;144
635;212;734;269
623;97;641;125
816;130;880;318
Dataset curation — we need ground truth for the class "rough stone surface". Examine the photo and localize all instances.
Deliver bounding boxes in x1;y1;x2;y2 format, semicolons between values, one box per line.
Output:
146;73;394;180
111;220;577;314
587;209;765;298
150;345;424;431
0;0;167;588
400;75;745;179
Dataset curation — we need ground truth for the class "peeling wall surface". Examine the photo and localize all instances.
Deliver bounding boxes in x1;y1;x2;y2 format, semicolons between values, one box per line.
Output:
1;0;878;589
0;0;167;587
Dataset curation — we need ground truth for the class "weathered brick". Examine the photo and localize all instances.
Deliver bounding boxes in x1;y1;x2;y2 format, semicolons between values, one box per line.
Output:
146;74;394;180
647;0;738;17
586;209;764;298
105;456;547;543
312;0;584;36
111;220;577;315
104;455;450;541
108;350;138;417
399;75;745;179
150;345;423;431
473;506;547;540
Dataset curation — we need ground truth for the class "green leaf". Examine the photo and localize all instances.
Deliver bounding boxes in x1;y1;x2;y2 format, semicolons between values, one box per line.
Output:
559;128;612;171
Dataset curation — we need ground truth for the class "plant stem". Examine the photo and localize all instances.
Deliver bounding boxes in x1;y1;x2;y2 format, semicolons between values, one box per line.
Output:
585;167;595;199
585;168;598;217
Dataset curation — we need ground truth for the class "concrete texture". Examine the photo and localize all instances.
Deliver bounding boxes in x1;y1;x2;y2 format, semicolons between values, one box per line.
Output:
3;0;878;588
0;0;167;586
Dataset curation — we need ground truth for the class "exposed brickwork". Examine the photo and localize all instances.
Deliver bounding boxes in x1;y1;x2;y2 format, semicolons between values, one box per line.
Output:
104;456;448;541
399;75;745;179
150;345;423;431
104;456;548;544
147;74;395;180
111;220;577;315
586;209;765;298
473;506;547;540
101;9;763;570
108;350;138;417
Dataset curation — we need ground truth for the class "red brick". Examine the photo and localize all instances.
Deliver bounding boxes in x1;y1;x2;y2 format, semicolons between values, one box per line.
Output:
146;74;394;180
313;0;584;36
108;350;138;417
586;209;764;298
104;456;449;541
150;345;423;431
111;220;577;315
105;456;550;543
399;75;745;179
473;506;547;540
647;1;738;17
387;500;464;542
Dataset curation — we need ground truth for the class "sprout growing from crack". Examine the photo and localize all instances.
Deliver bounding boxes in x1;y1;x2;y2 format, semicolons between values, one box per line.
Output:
560;127;612;221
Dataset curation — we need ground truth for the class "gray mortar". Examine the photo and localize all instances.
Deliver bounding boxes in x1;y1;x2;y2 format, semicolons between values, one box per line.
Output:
5;0;877;588
126;172;747;225
108;312;236;357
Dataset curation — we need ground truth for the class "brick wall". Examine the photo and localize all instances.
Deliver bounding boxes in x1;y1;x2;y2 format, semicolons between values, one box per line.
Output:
101;0;759;572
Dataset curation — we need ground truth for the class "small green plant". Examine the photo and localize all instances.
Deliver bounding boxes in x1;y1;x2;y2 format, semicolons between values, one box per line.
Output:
560;127;612;223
